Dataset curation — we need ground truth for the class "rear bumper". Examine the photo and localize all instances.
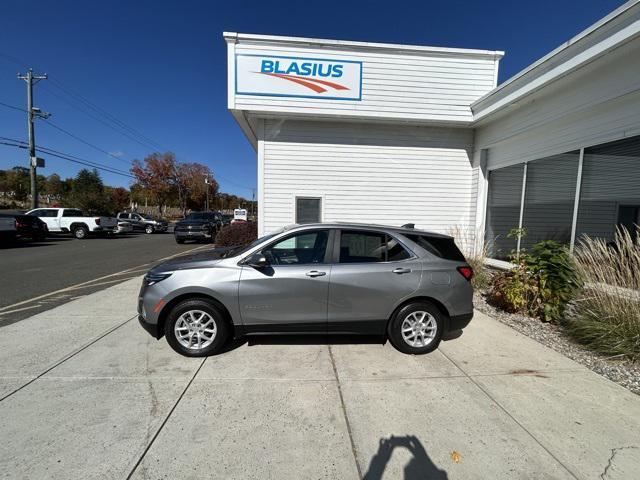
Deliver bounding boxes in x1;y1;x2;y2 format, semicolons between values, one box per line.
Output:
139;315;161;339
448;312;473;331
92;226;118;233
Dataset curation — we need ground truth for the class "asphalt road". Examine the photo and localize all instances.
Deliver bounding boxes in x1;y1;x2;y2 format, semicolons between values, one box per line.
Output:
0;231;211;323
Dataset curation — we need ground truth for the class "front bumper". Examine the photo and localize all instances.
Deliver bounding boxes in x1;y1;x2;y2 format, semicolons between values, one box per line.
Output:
174;230;211;239
138;315;160;339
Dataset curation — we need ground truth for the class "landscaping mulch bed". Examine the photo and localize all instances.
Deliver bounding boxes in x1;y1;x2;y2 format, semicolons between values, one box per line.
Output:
474;291;640;396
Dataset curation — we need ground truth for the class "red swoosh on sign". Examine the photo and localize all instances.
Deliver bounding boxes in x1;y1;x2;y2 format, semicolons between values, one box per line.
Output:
258;72;350;92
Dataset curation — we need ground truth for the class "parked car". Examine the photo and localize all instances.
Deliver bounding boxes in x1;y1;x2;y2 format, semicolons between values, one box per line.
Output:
0;214;48;241
221;214;233;226
173;211;223;244
117;220;134;234
0;215;17;243
26;207;118;239
139;222;474;357
117;212;168;234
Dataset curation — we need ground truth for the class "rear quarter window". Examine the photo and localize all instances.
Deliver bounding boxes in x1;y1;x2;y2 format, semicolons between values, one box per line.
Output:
406;234;466;262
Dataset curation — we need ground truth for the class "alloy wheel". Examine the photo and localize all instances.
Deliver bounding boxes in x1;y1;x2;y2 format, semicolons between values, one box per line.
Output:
174;310;217;350
401;311;437;348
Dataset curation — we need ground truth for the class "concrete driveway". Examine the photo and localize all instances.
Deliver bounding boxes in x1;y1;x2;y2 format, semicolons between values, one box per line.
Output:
0;278;638;479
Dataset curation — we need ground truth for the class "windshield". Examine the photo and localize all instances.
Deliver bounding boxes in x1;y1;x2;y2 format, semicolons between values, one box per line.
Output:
139;213;154;220
185;213;204;220
222;231;280;258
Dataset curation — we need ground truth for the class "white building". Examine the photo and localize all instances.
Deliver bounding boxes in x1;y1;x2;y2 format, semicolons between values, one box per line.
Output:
226;0;640;259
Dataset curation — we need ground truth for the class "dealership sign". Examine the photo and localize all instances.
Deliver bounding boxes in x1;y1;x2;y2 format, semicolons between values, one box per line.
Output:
235;54;362;101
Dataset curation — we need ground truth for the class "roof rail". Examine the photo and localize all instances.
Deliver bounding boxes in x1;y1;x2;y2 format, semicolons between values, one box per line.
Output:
401;223;415;229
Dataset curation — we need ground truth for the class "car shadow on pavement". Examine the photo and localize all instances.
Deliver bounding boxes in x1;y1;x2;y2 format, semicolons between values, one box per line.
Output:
363;435;448;480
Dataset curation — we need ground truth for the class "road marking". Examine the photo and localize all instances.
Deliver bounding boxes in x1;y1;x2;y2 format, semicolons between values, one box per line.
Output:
0;244;210;313
0;304;42;316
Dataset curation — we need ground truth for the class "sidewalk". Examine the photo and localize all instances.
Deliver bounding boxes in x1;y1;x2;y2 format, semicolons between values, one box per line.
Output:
0;277;638;479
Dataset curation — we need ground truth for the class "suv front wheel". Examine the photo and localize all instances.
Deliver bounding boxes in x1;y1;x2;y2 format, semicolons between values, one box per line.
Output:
164;299;229;357
388;301;444;355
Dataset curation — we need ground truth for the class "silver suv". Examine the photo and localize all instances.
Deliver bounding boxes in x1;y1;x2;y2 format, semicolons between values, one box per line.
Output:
138;223;474;356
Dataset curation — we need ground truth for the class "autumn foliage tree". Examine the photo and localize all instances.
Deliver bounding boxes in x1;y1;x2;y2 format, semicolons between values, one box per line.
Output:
130;153;177;214
130;152;215;215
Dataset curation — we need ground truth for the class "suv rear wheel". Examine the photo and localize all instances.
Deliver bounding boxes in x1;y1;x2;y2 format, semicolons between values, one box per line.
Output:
164;299;229;357
387;301;444;354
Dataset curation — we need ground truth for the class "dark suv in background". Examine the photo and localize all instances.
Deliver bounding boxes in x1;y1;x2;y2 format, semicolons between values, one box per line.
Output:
174;211;223;244
117;212;168;234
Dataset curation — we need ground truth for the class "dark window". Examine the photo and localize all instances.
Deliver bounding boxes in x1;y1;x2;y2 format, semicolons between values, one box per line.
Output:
27;209;43;216
577;135;640;243
118;213;129;219
296;198;321;224
262;230;329;265
62;209;83;217
618;205;640;239
39;209;59;218
406;234;466;262
339;231;411;263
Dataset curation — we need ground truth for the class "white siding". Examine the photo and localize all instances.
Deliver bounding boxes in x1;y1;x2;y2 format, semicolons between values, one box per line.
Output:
260;119;475;236
475;35;640;170
231;41;500;124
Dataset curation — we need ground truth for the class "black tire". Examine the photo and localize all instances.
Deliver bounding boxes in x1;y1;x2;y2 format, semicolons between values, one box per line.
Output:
145;224;154;234
175;238;185;244
164;299;230;357
73;225;89;240
387;301;445;355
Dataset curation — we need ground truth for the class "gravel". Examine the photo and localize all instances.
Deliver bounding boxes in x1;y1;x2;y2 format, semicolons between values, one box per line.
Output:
474;291;640;396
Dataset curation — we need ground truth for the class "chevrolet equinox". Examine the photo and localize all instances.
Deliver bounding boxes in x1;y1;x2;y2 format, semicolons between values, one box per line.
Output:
138;223;474;356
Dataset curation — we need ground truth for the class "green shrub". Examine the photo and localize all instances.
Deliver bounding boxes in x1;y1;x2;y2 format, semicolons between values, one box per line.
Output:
564;227;640;359
488;240;580;322
215;222;257;247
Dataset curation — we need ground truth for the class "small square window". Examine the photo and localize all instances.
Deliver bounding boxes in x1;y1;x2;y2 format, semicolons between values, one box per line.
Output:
296;197;321;224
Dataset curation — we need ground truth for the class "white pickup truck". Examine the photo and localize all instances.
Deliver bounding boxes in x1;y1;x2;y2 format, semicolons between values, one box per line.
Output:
26;207;118;239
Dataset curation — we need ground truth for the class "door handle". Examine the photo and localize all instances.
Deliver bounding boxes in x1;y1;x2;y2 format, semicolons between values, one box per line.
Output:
392;267;412;274
305;270;326;277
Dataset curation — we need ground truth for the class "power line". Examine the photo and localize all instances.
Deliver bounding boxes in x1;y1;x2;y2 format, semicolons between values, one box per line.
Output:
0;137;135;178
2;53;256;191
0;100;28;113
41;119;134;167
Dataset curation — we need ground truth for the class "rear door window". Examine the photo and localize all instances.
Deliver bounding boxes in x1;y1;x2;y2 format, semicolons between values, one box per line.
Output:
339;231;411;263
406;234;466;261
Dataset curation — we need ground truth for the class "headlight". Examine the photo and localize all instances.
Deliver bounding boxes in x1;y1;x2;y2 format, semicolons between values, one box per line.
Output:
144;272;172;285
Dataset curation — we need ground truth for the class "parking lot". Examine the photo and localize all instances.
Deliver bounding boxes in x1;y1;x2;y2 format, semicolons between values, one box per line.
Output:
1;276;639;479
0;230;208;322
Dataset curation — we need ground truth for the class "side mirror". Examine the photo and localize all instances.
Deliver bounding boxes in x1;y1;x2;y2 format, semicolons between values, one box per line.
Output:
245;253;269;268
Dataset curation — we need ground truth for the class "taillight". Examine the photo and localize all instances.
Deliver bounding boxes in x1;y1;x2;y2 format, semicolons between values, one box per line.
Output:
457;266;474;281
95;218;101;225
16;220;26;229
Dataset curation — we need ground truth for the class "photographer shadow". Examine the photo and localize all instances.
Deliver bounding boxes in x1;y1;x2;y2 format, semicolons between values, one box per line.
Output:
363;435;448;480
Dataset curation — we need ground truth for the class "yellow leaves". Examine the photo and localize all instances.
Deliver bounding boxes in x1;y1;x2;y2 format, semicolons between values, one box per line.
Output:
450;451;461;463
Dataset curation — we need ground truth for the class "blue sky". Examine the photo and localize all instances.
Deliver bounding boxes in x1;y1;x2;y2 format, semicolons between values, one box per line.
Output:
0;0;623;197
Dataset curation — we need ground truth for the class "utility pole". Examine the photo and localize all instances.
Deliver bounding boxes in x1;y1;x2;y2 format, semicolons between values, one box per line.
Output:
251;188;255;219
18;69;49;209
204;175;210;211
